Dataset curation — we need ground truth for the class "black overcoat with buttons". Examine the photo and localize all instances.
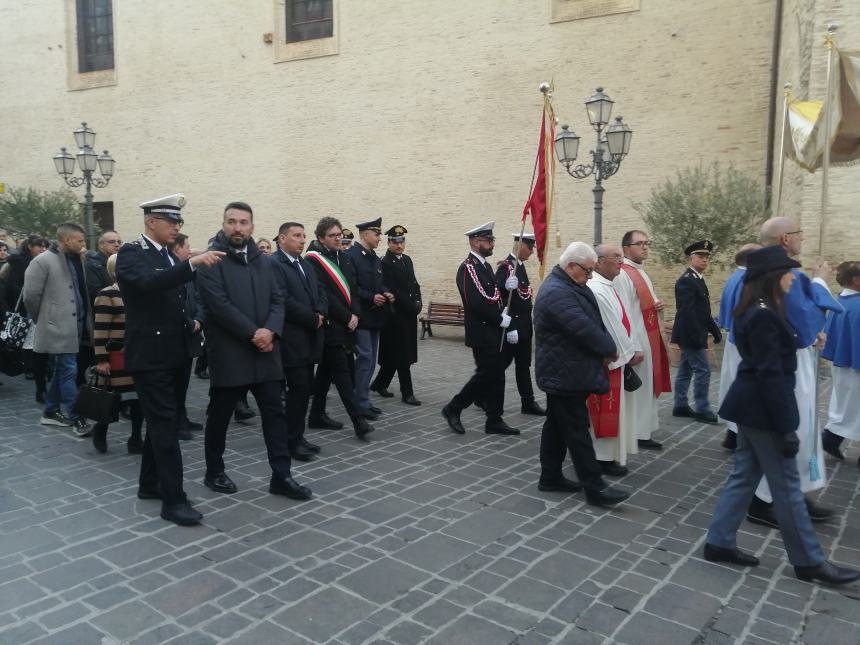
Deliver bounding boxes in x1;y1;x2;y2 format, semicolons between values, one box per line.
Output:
456;254;505;349
378;250;421;366
671;267;721;350
116;237;197;372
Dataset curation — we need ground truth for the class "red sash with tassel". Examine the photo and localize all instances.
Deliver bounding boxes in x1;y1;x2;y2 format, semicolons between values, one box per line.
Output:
619;263;672;396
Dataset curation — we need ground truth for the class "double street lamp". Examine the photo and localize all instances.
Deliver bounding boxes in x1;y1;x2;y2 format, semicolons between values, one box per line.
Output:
52;122;116;249
554;88;633;245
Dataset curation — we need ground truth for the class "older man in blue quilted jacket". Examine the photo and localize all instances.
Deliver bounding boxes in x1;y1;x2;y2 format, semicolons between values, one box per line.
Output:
534;241;630;508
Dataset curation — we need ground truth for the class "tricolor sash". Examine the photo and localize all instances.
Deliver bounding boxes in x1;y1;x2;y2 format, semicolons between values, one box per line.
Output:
305;251;351;306
620;263;672;396
588;367;622;438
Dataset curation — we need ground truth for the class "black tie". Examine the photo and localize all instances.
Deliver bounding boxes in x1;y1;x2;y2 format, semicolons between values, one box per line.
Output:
159;247;171;268
237;251;247;264
294;259;306;280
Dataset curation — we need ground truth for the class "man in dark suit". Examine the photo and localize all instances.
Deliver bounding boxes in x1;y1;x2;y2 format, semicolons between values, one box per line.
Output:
371;225;422;405
495;233;545;416
442;221;519;436
306;217;375;440
116;194;224;526
271;221;327;462
671;239;722;424
347;217;393;419
196;202;312;501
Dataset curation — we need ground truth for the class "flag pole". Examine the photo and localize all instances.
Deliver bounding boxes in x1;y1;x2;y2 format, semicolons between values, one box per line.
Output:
773;82;792;217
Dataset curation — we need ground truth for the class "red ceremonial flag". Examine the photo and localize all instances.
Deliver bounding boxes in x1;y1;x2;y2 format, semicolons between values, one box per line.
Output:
522;96;555;277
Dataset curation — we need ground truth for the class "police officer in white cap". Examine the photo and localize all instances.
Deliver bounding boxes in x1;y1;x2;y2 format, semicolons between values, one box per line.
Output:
116;194;224;527
442;222;519;436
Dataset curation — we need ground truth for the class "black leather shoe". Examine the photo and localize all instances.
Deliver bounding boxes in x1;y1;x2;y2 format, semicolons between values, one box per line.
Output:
442;404;466;434
354;418;375;441
402;395;422;406
178;429;193;441
300;438;321;453
485;420;520;436
795;561;860;585
289;443;316;462
722;430;737;451
204;472;238;494
195;368;210;379
371;383;395;398
672;405;696;418
234;401;256;421
538;476;582;493
127;436;143;455
369;405;382;414
599;460;629;477
520;400;547;416
585;485;629;508
703;543;759;567
92;424;108;454
137;486;161;500
747;498;778;529
307;414;344;430
694;410;719;425
805;498;834;523
362;409;380;421
185;419;203;432
161;502;203;526
822;428;845;460
270;475;313;500
638;438;663;451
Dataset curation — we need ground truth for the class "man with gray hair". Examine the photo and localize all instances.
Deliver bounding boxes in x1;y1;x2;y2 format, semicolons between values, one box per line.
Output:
533;241;629;507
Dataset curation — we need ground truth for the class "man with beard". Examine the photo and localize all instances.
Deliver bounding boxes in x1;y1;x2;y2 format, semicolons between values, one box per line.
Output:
371;225;422;405
195;202;312;500
305;217;375;440
116;194;224;526
442;221;518;436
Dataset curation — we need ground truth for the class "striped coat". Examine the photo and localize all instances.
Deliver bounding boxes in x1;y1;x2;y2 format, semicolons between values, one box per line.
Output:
93;284;135;393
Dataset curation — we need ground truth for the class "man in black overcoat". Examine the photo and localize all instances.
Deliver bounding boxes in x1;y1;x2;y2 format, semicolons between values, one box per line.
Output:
271;221;327;461
305;217;375;440
195;202;312;501
371;225;422;405
116;194;225;526
442;221;518;436
495;233;545;416
671;240;722;424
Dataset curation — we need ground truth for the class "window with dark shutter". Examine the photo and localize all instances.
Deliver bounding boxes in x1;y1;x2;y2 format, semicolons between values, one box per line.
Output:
76;0;114;73
287;0;333;43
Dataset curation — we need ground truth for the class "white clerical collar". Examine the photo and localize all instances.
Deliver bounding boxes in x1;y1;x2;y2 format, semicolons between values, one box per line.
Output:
624;258;644;269
470;251;488;265
590;272;613;286
841;288;859;296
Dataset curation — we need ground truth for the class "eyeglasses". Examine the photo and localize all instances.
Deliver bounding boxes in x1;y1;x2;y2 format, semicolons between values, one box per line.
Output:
154;216;184;227
477;236;496;242
574;262;594;275
625;240;651;248
786;230;804;237
324;232;343;239
598;254;624;262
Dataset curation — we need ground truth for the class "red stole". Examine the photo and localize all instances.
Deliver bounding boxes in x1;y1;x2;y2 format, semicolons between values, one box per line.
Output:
619;263;672;396
587;288;632;439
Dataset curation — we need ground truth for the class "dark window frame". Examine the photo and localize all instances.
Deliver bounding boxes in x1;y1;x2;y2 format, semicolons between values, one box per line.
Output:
287;0;333;43
76;0;114;73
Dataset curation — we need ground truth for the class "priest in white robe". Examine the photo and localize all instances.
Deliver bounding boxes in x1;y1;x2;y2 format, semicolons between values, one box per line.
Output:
587;244;642;476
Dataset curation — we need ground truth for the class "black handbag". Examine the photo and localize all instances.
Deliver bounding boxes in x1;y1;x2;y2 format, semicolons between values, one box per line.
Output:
72;369;121;424
623;364;643;392
0;292;33;350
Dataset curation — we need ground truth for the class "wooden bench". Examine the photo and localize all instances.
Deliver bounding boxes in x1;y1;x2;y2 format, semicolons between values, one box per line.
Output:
420;301;465;339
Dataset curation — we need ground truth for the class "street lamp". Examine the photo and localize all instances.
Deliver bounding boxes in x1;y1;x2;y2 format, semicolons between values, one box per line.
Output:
52;122;115;249
554;88;633;244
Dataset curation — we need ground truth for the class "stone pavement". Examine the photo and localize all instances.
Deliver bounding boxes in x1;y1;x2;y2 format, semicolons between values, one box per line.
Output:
1;331;860;645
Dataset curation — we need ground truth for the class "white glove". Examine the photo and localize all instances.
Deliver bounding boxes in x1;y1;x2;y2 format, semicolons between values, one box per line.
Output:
506;330;519;344
505;275;519;290
499;307;511;329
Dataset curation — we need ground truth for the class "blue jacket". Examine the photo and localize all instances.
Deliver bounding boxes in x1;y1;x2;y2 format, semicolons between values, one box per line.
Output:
534;266;617;396
270;249;327;367
718;304;798;434
346;243;391;329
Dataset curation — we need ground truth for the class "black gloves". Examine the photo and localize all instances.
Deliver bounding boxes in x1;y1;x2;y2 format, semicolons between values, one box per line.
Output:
712;329;723;345
780;432;800;459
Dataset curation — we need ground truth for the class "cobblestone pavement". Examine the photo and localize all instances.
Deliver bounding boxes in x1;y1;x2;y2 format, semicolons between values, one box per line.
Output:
1;331;859;645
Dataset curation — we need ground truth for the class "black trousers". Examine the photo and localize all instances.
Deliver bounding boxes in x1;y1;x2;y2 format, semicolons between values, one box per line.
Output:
133;368;188;505
179;360;193;423
76;345;94;386
310;344;361;421
503;337;535;403
373;363;414;397
284;364;314;444
205;380;292;479
450;346;505;423
540;393;604;491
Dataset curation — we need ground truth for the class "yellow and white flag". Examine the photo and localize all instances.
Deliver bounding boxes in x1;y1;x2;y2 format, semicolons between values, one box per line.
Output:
786;49;860;171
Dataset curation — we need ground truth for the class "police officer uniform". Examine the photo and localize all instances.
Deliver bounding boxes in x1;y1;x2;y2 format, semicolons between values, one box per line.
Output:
496;234;545;416
671;240;721;423
116;194;203;526
340;228;355;250
442;222;519;436
371;225;422;405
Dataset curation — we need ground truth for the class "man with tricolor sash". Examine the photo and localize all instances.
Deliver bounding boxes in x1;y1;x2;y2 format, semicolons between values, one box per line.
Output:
587;244;643;477
614;229;671;451
305;217;374;441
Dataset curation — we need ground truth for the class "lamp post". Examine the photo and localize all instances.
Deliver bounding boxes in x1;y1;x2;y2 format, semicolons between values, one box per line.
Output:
553;88;633;245
52;122;115;249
